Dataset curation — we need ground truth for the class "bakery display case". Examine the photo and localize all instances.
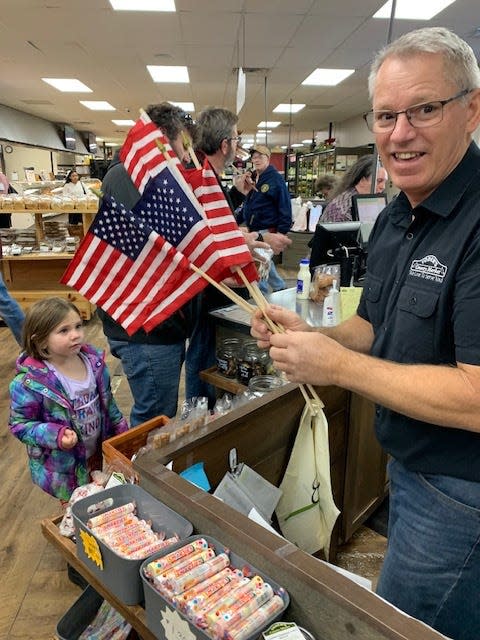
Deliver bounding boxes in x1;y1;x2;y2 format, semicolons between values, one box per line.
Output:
0;189;99;319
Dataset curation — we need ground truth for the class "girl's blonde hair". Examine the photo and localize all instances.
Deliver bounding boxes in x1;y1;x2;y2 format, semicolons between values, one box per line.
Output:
22;297;82;360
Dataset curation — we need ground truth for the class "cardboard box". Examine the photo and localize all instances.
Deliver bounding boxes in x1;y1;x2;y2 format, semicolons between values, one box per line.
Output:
72;484;193;605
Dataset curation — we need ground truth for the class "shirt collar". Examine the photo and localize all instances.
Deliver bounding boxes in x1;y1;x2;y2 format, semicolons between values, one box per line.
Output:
388;141;480;227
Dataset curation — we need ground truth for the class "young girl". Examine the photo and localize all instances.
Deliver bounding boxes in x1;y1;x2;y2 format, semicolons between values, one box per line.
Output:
9;297;128;502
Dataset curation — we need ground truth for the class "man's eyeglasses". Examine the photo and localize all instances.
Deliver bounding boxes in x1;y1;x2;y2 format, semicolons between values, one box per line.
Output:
227;136;242;143
363;89;471;133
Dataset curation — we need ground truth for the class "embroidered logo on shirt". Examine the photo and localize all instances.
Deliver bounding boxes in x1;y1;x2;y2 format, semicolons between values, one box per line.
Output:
261;183;270;193
409;255;447;283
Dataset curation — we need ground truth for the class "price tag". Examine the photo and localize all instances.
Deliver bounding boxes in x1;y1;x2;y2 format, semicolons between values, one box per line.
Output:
79;528;103;570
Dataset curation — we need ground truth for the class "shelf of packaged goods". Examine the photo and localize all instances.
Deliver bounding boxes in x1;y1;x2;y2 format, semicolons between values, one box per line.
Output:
0;209;95;319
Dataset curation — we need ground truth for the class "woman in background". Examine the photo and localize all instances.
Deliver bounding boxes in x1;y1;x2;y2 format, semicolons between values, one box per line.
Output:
62;170;86;224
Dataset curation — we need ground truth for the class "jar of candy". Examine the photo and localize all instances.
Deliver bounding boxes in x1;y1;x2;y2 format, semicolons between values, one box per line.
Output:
216;338;242;378
236;340;270;386
248;375;285;396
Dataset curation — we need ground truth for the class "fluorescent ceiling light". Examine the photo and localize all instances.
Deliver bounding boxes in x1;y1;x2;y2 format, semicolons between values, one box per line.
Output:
112;119;136;126
169;101;195;111
257;121;281;128
109;0;175;10
273;104;305;113
291;143;304;148
257;129;272;134
42;78;92;92
80;101;116;111
147;65;189;83
302;68;354;86
373;0;455;19
105;142;120;147
96;137;104;142
302;139;314;144
242;139;254;145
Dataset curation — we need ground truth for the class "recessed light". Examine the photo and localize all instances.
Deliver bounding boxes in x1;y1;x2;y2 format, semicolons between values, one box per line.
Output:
147;65;189;83
80;101;116;111
373;0;455;19
109;0;176;10
302;68;354;86
111;119;136;126
257;121;281;128
169;101;195;112
42;78;92;92
273;104;305;113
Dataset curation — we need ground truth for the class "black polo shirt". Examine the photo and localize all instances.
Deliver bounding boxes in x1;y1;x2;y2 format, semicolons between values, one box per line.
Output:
357;142;480;481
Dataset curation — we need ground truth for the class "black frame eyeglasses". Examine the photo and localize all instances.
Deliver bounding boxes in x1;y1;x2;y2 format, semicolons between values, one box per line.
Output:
227;135;242;143
363;89;471;133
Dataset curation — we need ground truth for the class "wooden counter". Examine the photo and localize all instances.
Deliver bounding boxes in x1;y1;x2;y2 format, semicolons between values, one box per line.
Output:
134;463;446;640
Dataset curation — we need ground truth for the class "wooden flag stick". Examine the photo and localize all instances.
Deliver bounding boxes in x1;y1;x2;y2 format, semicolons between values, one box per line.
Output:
181;132;201;169
189;264;256;315
235;267;324;410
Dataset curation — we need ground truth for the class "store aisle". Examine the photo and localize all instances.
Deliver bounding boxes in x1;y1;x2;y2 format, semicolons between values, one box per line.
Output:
0;298;386;639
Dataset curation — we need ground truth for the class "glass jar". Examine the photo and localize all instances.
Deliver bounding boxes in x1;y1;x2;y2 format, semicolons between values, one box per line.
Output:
216;338;242;378
236;340;270;386
248;375;285;396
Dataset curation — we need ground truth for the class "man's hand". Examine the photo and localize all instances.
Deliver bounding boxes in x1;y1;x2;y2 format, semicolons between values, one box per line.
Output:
233;172;255;195
251;304;312;348
241;229;270;252
263;232;292;255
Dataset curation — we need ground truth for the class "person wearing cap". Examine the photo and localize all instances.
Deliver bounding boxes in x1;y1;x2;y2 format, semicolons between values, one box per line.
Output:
237;145;292;292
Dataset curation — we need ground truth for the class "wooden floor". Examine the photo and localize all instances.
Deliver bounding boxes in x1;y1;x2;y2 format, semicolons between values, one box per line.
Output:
0;304;386;640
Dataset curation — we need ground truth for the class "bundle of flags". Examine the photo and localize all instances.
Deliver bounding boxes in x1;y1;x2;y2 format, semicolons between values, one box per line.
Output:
61;111;257;335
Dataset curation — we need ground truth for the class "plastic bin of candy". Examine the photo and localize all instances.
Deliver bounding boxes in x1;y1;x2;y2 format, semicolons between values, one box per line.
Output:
72;483;193;605
140;534;289;640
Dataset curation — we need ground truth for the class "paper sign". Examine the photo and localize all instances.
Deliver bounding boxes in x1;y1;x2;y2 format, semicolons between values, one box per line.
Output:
340;286;362;321
79;528;103;570
236;67;246;115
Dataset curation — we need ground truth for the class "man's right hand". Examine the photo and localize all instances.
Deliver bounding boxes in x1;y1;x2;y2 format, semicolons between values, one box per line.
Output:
263;232;292;255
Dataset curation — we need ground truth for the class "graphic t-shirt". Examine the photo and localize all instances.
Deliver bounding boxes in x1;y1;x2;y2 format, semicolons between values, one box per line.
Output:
47;354;101;459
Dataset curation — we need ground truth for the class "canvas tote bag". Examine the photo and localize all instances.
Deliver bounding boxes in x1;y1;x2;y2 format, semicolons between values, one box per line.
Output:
275;400;340;557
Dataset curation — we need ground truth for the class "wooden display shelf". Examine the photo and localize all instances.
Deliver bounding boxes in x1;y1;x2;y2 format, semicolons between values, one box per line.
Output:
199;366;247;395
0;208;96;319
41;516;156;640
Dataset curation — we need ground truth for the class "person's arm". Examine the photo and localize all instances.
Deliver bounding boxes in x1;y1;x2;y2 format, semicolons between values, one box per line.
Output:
9;379;66;448
252;305;480;433
262;231;292;255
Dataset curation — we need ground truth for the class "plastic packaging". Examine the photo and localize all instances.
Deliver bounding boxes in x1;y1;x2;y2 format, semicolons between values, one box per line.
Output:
296;259;311;299
322;279;341;326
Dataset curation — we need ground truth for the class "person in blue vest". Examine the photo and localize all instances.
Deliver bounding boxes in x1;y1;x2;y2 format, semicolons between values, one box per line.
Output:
237;145;292;293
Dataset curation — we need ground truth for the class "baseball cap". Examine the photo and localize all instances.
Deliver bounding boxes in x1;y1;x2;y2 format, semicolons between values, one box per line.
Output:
251;144;271;158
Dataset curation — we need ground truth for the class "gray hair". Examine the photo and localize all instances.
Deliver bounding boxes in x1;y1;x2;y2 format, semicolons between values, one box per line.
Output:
196;107;238;155
368;27;480;99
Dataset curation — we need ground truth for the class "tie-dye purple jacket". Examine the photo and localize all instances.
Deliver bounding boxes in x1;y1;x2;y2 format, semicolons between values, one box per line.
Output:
9;344;128;501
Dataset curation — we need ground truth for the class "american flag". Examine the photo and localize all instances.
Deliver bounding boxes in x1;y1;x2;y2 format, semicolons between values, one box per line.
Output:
181;159;258;283
120;113;257;282
61;195;199;335
120;110;179;194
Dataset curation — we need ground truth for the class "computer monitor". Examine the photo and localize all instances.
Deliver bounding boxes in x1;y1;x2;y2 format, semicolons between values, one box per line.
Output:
352;194;387;244
309;221;361;286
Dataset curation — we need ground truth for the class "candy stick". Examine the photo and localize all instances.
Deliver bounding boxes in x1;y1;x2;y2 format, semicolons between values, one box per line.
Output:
147;538;209;574
224;595;285;640
87;501;136;528
167;553;230;595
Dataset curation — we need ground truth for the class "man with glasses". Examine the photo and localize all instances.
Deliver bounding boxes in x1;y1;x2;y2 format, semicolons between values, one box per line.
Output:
251;27;480;639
